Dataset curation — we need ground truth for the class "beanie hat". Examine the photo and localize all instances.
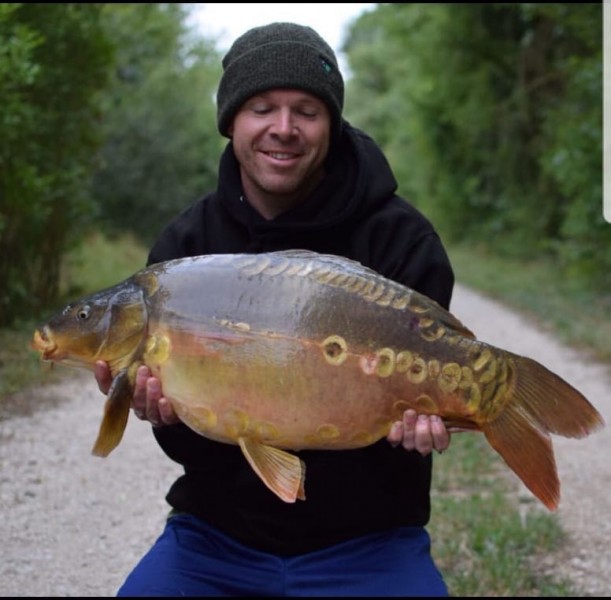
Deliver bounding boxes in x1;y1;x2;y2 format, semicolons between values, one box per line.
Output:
216;22;345;139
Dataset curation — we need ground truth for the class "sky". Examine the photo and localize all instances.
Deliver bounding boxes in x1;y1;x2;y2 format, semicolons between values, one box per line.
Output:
187;3;376;75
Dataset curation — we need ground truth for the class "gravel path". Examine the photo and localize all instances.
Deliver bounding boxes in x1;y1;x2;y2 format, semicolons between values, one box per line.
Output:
1;283;609;596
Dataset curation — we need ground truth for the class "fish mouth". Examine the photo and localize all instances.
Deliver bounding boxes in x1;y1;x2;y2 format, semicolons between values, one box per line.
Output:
31;327;58;360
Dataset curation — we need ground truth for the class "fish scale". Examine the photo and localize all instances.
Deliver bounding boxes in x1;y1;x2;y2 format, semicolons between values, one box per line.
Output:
31;249;604;508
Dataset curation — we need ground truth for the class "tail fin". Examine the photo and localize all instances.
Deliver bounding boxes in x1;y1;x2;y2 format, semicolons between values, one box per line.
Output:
511;355;605;438
482;355;604;510
484;405;559;510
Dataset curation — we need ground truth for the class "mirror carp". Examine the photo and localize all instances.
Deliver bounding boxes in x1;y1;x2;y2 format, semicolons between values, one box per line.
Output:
31;250;604;508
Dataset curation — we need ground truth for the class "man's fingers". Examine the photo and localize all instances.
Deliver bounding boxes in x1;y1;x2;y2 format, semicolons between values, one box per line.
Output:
387;421;403;447
430;415;450;453
132;365;150;416
94;360;112;394
145;377;162;425
389;411;451;457
158;397;180;425
401;409;418;451
413;414;434;456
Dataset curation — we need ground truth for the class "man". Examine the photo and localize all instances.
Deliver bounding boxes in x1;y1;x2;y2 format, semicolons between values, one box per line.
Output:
96;22;453;596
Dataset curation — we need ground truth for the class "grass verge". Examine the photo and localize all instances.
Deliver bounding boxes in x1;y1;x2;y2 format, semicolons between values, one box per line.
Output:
429;434;576;596
448;243;611;365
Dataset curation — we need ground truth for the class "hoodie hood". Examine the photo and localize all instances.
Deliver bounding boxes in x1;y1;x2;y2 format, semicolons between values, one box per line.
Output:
216;120;398;239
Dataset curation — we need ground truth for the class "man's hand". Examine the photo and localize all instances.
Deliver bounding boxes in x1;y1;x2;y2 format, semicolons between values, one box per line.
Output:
386;409;450;456
94;361;180;427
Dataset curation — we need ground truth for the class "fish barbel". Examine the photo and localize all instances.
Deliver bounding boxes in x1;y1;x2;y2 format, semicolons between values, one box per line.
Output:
30;250;604;508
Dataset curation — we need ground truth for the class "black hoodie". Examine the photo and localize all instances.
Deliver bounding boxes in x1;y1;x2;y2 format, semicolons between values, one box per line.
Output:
148;121;455;556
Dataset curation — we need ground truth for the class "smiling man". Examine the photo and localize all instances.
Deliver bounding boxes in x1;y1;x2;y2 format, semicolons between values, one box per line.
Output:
95;21;455;597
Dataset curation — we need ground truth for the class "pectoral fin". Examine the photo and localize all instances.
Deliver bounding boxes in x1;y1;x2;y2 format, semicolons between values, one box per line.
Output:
238;437;306;503
91;368;133;457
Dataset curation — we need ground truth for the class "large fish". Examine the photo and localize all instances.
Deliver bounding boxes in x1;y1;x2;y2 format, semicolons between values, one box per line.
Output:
31;250;603;509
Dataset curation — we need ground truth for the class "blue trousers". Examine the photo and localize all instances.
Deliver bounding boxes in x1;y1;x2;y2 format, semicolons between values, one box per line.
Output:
117;513;448;597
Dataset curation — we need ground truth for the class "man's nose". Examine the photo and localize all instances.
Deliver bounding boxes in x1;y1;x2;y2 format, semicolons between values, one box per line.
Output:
270;108;297;138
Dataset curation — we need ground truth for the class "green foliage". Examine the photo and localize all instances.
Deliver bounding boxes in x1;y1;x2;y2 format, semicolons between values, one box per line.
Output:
344;3;608;291
90;3;224;245
60;231;147;299
449;242;611;364
536;10;606;286
0;3;113;326
0;3;224;327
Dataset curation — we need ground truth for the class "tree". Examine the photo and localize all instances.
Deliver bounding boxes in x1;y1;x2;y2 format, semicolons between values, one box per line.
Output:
344;3;607;287
91;3;223;245
0;3;112;325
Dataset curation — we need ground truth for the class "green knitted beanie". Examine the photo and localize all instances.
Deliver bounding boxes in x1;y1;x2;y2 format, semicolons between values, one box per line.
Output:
216;22;344;138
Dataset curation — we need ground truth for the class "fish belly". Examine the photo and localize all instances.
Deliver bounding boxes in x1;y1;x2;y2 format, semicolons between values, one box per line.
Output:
143;323;468;451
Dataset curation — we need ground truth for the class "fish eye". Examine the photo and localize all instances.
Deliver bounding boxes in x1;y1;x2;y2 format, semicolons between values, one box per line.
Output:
77;305;91;320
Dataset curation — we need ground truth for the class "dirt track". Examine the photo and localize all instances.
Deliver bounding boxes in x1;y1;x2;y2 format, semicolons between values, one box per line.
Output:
0;283;609;596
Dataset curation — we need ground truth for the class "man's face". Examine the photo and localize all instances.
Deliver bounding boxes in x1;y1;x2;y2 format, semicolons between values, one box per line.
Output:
228;89;331;216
